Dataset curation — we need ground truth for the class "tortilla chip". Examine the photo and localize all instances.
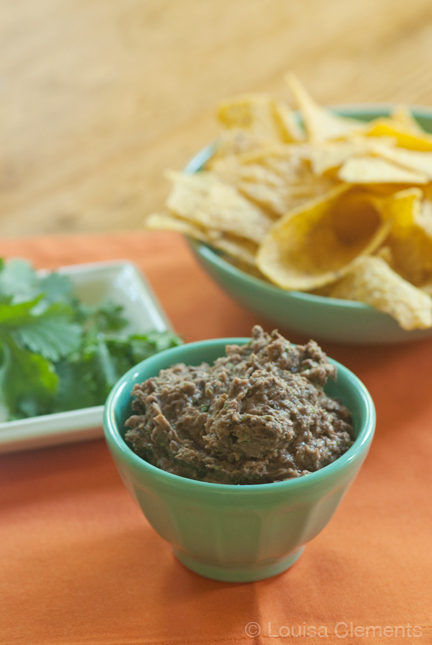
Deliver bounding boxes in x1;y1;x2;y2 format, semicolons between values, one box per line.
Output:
368;142;432;179
209;145;294;184
328;256;432;330
257;186;391;290
234;160;286;188
390;105;423;133
339;156;428;184
373;245;394;265
212;237;257;267
304;142;361;175
146;212;212;242
420;282;432;297
239;179;339;218
286;73;365;142
417;196;432;234
166;171;273;243
217;94;301;144
304;137;396;175
217;95;274;132
365;119;432;151
272;102;305;142
384;188;432;285
146;212;258;266
211;129;270;159
383;187;423;231
356;182;419;198
211;146;337;217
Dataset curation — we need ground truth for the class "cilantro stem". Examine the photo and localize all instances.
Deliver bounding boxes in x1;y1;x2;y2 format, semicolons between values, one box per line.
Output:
96;334;118;391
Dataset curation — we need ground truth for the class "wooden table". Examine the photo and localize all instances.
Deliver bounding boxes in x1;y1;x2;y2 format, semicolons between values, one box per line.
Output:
1;0;432;236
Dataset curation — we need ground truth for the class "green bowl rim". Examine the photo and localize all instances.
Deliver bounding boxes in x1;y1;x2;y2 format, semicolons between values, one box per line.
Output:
104;337;376;495
184;104;432;315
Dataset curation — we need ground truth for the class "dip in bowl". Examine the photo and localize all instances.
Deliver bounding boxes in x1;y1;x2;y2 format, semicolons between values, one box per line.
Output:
103;332;375;582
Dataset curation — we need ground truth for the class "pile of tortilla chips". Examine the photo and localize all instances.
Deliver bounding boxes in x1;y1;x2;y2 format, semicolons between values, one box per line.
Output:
146;74;432;330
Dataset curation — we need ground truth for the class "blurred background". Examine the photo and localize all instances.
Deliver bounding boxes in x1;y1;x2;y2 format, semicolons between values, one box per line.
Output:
1;0;432;237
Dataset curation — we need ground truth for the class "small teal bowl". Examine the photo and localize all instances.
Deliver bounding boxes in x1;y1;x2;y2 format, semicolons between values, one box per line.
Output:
185;106;432;344
104;338;375;582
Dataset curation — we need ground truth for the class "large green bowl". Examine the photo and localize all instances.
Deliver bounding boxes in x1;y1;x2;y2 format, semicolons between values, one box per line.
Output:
104;338;375;582
185;106;432;344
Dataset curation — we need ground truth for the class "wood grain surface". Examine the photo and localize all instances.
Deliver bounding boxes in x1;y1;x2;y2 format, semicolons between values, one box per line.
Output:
1;0;432;236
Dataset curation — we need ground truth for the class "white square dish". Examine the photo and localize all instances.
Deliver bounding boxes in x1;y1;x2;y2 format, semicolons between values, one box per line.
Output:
0;260;172;453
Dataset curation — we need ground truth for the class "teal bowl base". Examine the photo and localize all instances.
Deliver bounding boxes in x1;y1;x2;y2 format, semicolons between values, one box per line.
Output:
173;547;305;582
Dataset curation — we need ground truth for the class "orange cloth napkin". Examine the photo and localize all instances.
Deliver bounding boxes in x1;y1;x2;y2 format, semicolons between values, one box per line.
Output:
0;232;431;644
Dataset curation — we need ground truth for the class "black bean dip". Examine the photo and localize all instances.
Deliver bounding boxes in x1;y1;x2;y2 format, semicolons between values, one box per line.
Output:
125;326;353;484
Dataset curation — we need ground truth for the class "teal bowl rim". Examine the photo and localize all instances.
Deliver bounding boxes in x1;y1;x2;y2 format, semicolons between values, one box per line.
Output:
104;337;376;495
184;104;432;315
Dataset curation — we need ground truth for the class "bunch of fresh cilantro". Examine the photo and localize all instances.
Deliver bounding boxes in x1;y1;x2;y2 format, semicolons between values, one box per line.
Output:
0;259;181;421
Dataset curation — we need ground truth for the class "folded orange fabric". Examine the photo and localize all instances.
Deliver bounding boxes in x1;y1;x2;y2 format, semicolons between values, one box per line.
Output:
0;232;431;644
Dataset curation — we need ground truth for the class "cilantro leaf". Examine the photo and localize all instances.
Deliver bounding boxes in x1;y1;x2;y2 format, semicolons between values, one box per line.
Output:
12;304;82;362
92;301;128;331
0;299;81;362
129;331;182;363
77;300;129;333
0;338;58;419
0;297;42;325
38;272;75;304
53;358;104;412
